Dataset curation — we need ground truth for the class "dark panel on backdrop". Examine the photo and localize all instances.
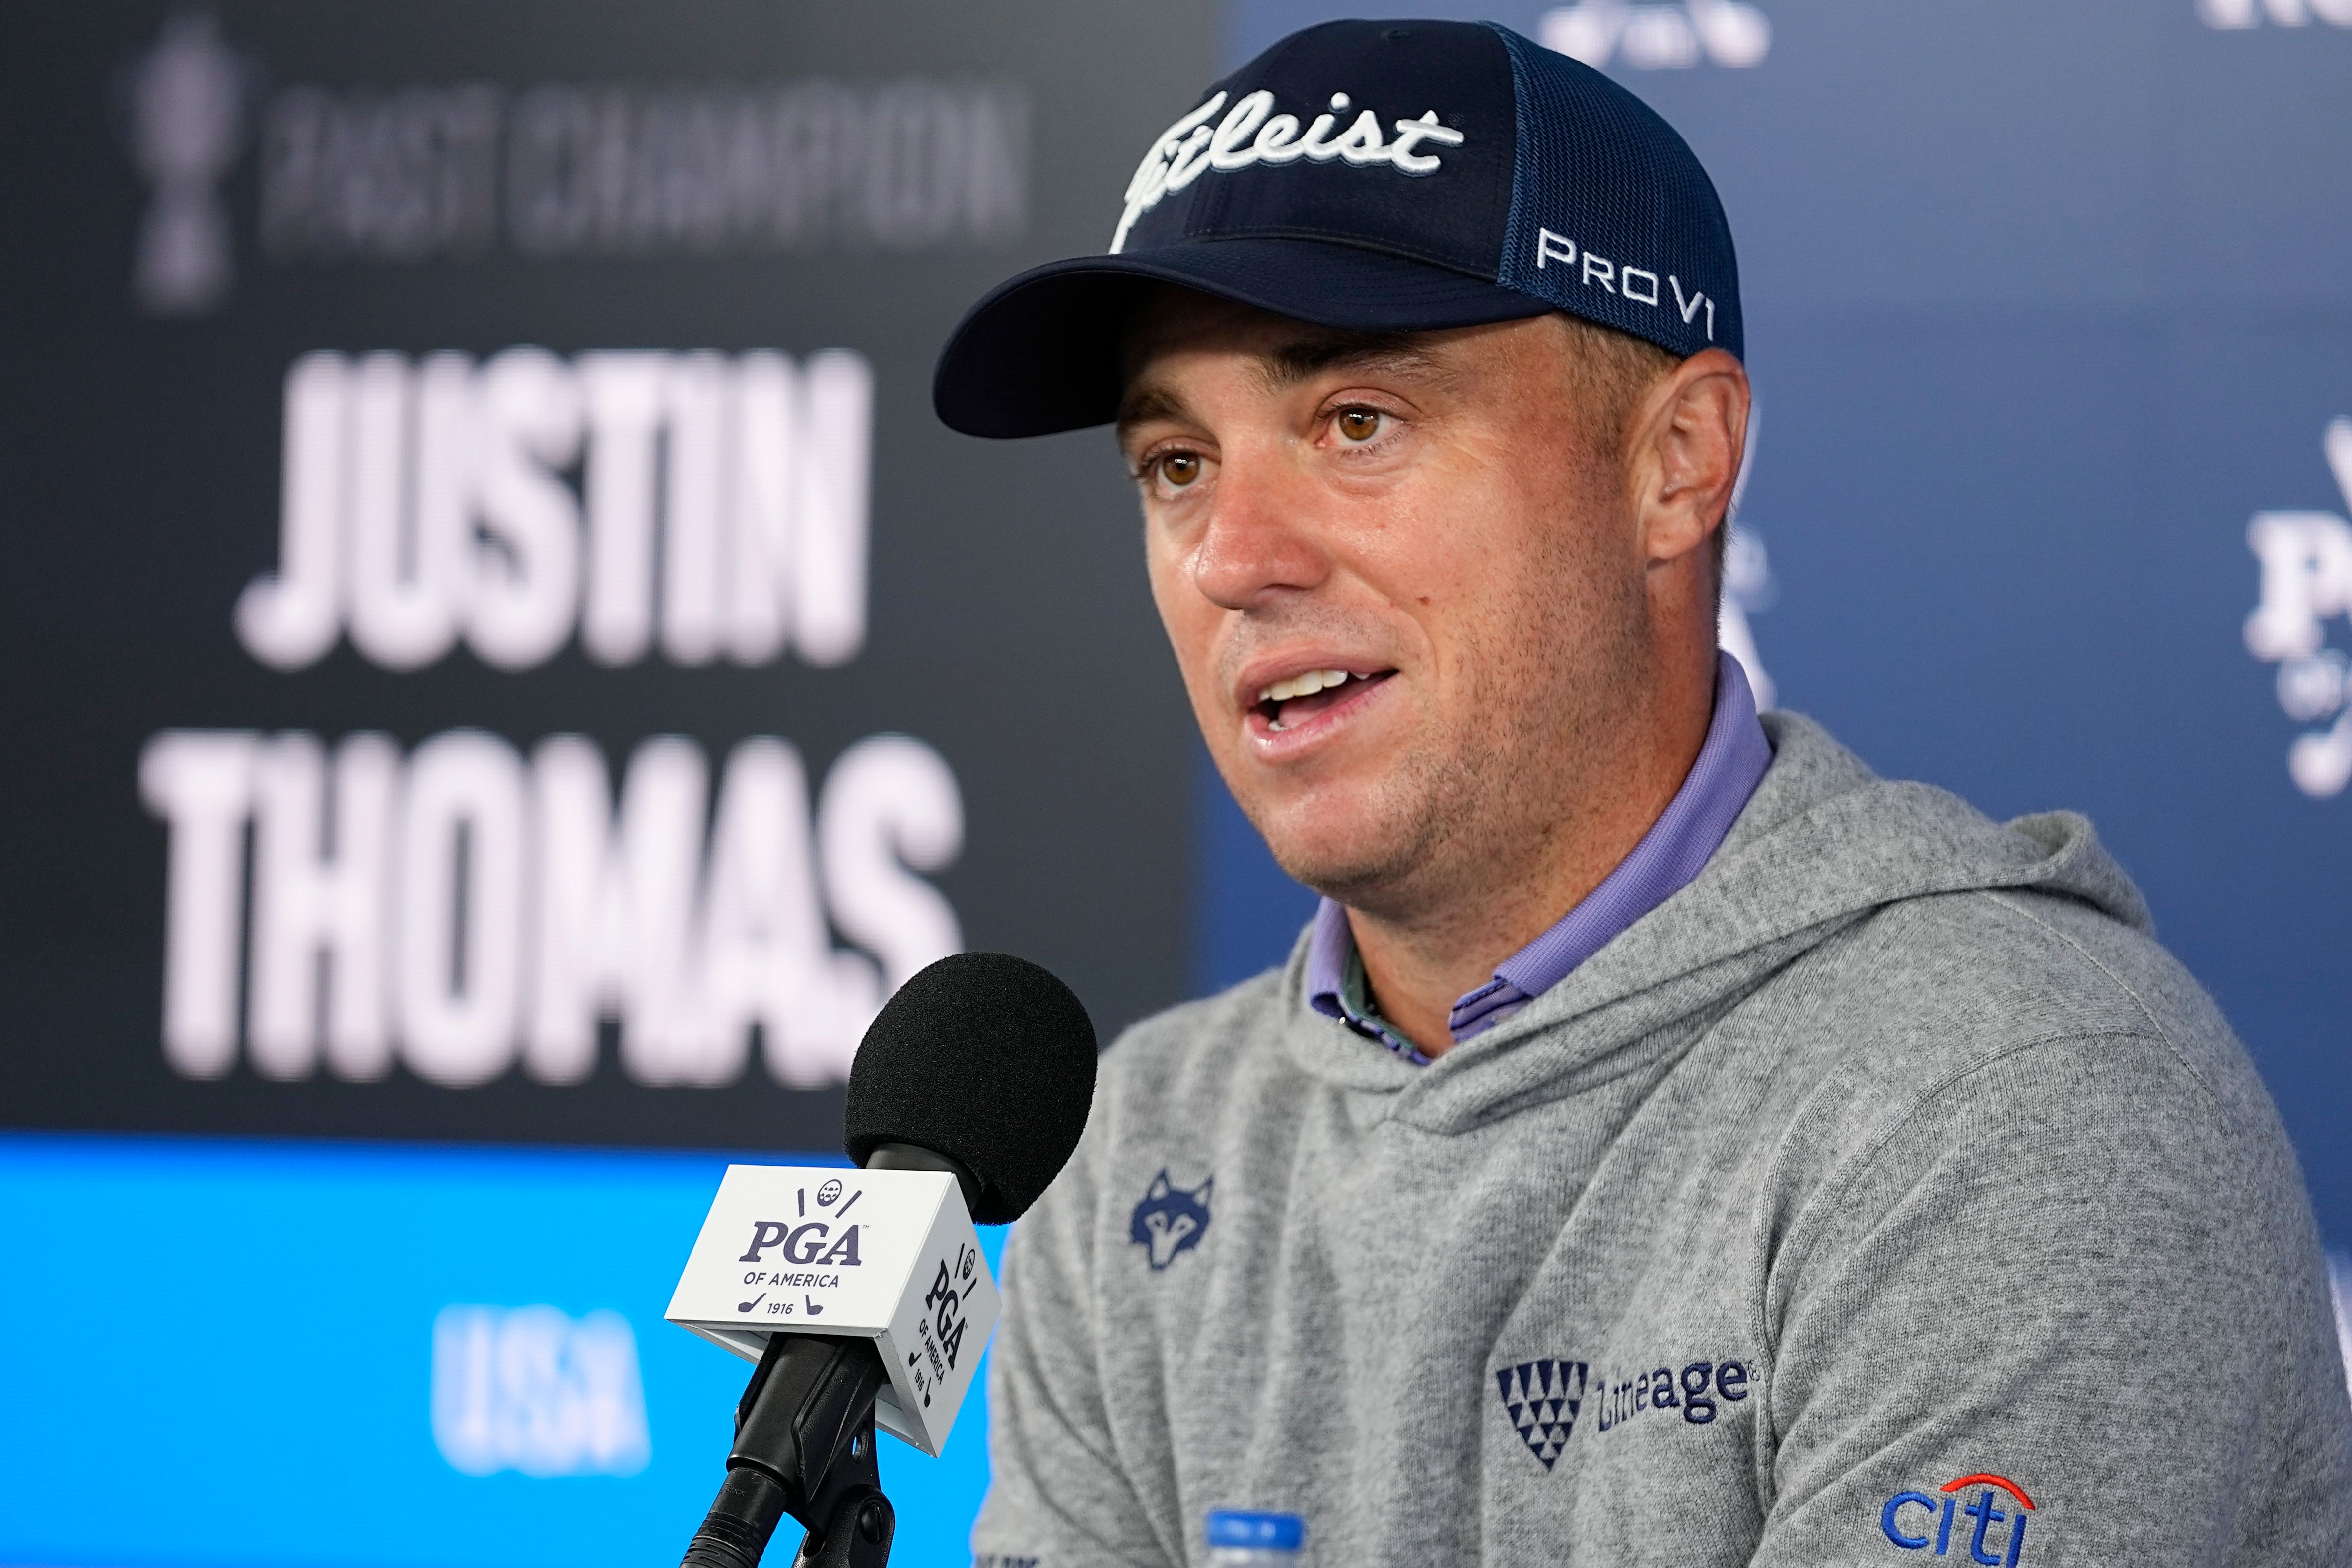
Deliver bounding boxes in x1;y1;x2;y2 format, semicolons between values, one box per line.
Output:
0;1;1212;1149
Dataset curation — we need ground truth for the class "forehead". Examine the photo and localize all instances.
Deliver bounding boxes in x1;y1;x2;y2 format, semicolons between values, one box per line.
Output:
1116;289;1547;433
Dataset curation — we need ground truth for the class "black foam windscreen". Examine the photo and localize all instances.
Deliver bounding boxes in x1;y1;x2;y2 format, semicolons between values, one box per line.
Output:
843;952;1098;1225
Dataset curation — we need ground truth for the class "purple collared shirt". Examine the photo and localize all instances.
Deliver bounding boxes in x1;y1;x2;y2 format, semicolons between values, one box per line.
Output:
1307;651;1773;1063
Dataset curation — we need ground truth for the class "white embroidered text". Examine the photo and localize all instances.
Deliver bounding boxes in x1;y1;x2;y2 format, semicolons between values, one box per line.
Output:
1111;90;1466;252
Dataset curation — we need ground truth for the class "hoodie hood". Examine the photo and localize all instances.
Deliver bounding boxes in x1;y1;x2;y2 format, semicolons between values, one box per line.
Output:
1278;712;2156;1129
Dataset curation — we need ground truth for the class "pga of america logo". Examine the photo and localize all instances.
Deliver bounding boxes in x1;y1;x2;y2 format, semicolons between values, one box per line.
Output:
1880;1473;2036;1565
2242;417;2352;797
734;1175;868;1320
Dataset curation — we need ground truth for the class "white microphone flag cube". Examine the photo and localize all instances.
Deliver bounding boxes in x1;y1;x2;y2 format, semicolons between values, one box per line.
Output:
665;1165;1000;1457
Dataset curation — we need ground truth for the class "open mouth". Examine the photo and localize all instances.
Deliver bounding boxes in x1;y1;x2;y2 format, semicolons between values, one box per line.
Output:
1253;668;1395;732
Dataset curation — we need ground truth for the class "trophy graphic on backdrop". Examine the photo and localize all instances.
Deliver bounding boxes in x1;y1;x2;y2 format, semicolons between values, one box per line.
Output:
125;12;247;316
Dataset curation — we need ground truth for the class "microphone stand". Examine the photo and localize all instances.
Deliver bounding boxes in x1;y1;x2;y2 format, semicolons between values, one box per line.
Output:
681;1333;896;1568
684;1144;977;1568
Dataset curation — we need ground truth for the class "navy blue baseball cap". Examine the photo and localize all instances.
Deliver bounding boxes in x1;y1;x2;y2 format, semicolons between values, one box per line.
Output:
933;17;1741;439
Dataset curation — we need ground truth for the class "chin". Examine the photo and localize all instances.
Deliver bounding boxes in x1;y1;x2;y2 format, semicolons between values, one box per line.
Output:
1253;809;1419;904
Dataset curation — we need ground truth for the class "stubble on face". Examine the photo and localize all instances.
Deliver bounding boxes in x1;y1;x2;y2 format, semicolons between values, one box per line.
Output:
1124;296;1668;933
1292;385;1655;926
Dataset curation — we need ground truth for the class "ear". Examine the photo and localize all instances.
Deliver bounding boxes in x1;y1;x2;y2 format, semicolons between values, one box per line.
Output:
1146;1170;1171;1199
1628;347;1750;572
1193;1176;1214;1206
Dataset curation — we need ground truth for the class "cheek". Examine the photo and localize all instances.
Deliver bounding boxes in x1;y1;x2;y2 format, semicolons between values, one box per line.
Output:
1352;474;1554;641
1146;539;1223;702
1403;472;1630;690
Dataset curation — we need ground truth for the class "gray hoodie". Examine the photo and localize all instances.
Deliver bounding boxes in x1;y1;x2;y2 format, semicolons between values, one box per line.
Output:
971;714;2352;1567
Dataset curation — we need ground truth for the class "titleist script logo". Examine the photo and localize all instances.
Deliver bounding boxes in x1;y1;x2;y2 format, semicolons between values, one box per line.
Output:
1111;89;1467;252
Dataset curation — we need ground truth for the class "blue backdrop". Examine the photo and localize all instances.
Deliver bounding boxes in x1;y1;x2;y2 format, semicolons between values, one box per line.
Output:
0;1136;1002;1568
8;4;2352;1566
1206;0;2352;1259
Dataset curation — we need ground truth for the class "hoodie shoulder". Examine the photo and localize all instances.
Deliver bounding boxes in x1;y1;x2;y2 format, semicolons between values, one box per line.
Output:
1709;717;2274;1142
1928;881;2262;1119
1765;786;2258;1125
1850;884;2217;1072
1751;850;2296;1249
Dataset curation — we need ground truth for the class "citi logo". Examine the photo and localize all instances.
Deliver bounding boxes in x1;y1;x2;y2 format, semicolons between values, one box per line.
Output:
2198;0;2352;29
1880;1474;2035;1565
1540;1;1772;71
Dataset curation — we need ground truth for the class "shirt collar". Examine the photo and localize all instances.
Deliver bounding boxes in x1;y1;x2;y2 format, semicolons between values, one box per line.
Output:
1305;650;1773;1055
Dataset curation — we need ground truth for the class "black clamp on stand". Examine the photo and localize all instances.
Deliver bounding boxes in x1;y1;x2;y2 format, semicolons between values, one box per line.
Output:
680;1334;897;1568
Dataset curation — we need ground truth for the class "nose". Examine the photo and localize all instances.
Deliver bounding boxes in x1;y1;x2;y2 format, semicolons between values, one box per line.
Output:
1188;445;1331;612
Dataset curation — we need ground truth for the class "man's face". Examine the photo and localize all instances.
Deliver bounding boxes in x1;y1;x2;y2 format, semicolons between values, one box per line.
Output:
1118;293;1663;918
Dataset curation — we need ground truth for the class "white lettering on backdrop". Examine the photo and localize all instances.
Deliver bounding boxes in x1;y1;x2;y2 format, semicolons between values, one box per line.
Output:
431;1304;651;1479
2243;417;2352;798
140;728;963;1089
152;341;962;1092
1540;2;1772;72
235;347;872;673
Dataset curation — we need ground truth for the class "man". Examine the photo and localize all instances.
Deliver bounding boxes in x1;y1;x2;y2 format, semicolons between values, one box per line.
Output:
933;19;2352;1566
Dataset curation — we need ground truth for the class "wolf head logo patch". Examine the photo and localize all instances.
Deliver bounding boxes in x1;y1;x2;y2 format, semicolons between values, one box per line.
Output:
1129;1169;1213;1270
1497;1359;1587;1470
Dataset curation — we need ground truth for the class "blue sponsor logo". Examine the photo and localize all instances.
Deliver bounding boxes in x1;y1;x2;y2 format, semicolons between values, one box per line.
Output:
1591;1357;1748;1431
1880;1474;2034;1565
1129;1169;1212;1270
1496;1359;1587;1470
1498;1352;1748;1470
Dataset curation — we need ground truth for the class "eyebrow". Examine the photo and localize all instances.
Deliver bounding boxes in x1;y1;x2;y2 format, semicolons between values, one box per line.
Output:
1115;382;1191;436
1254;331;1444;395
1115;330;1451;440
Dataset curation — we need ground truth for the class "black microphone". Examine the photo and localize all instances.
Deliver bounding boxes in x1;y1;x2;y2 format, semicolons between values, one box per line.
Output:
680;953;1097;1568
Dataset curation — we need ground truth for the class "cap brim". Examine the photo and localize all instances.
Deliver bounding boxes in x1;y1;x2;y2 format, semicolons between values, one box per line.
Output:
931;238;1553;439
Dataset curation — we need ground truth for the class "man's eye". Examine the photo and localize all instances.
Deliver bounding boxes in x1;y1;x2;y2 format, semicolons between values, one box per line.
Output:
1158;452;1203;487
1335;408;1385;443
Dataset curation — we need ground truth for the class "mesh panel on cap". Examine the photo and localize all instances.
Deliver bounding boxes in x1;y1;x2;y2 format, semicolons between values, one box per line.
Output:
1488;22;1743;360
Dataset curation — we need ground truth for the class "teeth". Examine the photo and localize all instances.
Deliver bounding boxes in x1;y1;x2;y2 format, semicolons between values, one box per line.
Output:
1256;668;1355;705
